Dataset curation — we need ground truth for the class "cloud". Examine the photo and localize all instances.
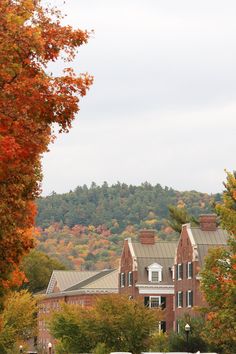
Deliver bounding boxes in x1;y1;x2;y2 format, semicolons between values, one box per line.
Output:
41;0;236;195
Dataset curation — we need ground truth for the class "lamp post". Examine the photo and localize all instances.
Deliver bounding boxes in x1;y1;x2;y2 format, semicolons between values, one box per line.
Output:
48;342;52;354
19;345;23;353
184;323;191;353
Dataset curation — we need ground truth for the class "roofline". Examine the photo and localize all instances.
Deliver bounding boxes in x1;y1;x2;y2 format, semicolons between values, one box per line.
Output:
43;288;118;299
127;238;136;258
128;240;178;245
46;271;56;294
126;238;138;271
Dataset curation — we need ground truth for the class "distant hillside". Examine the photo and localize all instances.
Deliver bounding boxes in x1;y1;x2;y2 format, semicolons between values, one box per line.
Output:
35;182;221;270
37;182;220;232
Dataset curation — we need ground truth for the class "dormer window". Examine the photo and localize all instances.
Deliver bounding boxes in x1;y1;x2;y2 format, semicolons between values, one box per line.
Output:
147;263;163;282
151;271;159;282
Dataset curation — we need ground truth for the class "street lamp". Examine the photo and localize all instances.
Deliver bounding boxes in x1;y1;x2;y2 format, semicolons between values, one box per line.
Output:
48;342;52;354
184;323;191;353
19;345;23;353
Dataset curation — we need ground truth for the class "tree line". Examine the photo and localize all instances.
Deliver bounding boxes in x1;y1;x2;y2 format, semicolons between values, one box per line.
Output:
37;181;218;231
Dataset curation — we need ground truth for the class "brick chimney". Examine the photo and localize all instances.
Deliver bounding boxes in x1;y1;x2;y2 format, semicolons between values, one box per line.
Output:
139;229;156;245
199;214;217;231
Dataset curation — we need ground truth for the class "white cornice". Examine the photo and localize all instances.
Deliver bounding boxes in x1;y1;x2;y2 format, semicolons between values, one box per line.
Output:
138;287;174;295
127;238;138;271
127;238;136;257
46;272;56;294
136;284;174;288
187;224;196;247
186;224;199;261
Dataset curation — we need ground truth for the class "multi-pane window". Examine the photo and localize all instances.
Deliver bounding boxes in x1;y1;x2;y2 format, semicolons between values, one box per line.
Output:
120;272;125;287
187;262;193;279
177;263;183;280
144;296;166;309
128;271;133;286
150;296;161;308
151;271;159;282
186;290;193;307
176;291;183;308
148;263;163;282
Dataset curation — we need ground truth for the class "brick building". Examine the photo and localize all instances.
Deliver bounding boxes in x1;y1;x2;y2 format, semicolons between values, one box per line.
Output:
119;230;177;332
38;213;229;351
173;214;228;331
38;269;118;350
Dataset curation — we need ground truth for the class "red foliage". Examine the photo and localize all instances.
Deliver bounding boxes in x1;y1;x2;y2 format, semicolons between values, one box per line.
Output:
0;0;93;289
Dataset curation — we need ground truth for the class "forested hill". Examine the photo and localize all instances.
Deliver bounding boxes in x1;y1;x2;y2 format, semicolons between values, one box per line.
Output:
36;182;220;233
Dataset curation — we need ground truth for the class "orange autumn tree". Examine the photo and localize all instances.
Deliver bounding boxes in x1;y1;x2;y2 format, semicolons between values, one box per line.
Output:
0;0;93;292
200;171;236;353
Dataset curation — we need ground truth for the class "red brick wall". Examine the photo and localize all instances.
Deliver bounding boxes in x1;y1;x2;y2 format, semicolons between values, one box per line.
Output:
38;293;110;349
119;239;139;298
138;293;174;332
119;240;174;332
174;226;204;323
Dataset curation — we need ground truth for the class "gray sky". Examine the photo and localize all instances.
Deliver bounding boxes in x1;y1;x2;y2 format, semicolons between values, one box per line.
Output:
42;0;236;196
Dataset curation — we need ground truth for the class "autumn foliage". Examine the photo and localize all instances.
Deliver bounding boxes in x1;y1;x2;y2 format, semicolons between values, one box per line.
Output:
200;171;236;353
49;294;162;354
0;0;93;290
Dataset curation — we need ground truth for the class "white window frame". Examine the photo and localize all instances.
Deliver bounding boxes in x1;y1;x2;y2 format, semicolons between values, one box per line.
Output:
187;262;193;279
177;263;183;280
149;296;161;308
187;290;193;307
120;272;125;287
177;291;183;308
128;271;133;286
147;263;163;282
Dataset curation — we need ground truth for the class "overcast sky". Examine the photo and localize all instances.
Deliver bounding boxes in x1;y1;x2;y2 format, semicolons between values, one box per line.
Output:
42;0;236;196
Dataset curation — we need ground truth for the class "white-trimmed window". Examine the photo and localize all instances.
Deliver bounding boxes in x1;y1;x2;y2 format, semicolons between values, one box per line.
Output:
120;272;125;287
149;296;161;308
144;296;166;309
176;291;183;308
186;290;193;307
128;271;133;286
187;262;193;279
147;263;163;282
177;263;183;280
155;321;167;333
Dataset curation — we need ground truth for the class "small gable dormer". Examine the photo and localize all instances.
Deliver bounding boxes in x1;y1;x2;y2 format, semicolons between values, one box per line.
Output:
147;262;163;282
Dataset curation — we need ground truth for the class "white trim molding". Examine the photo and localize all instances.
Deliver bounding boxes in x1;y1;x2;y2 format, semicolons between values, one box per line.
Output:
137;284;174;295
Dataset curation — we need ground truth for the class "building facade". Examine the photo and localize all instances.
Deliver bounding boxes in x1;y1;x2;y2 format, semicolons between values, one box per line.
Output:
173;214;228;331
119;230;177;332
38;269;119;350
38;213;229;351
